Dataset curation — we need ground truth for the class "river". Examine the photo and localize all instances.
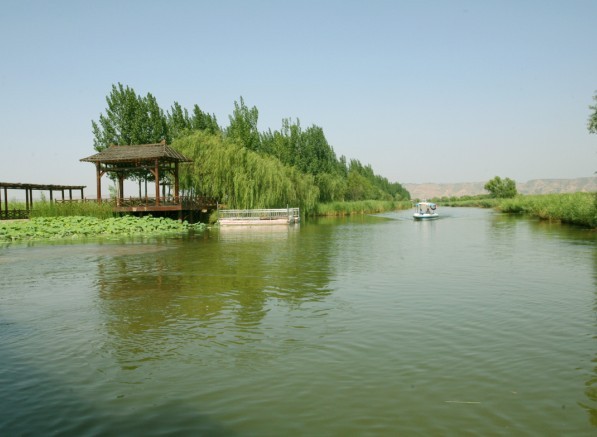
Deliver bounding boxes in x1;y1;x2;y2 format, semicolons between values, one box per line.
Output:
0;207;595;435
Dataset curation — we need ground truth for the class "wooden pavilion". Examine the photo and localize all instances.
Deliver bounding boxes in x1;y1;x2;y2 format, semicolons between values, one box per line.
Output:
80;141;215;219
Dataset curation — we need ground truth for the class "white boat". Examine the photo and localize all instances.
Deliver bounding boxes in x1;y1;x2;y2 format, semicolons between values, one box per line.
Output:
413;201;438;220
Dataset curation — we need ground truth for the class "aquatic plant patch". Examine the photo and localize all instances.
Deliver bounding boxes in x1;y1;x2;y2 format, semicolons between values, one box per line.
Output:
0;216;206;242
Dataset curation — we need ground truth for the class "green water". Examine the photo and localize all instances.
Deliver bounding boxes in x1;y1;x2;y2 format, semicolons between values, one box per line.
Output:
0;208;595;435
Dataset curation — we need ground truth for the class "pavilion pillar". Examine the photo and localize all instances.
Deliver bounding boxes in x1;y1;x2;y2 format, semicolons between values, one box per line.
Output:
117;174;124;207
61;189;65;201
49;190;53;203
155;159;160;206
0;185;2;217
95;163;102;203
80;188;84;200
3;187;7;214
174;162;180;203
69;189;73;200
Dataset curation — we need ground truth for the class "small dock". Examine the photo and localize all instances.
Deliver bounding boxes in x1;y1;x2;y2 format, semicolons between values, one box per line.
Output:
218;208;300;226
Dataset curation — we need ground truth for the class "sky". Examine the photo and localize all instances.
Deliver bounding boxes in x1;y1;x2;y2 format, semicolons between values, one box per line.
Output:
1;0;596;198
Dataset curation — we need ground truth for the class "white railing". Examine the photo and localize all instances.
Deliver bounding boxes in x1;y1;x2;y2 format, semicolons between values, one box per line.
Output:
218;207;300;225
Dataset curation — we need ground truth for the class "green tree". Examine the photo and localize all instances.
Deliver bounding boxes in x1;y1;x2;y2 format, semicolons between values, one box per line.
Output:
172;131;319;211
587;91;597;210
167;101;191;139
588;91;597;134
91;83;168;151
226;96;260;151
190;104;220;134
484;176;518;198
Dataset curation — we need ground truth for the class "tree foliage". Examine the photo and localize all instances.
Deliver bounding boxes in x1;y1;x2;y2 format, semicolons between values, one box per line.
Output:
484;176;518;198
173;131;319;211
91;83;168;151
91;84;410;208
226;97;260;151
588;91;597;134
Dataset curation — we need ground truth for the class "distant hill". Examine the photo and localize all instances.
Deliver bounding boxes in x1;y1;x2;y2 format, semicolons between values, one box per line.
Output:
404;177;597;199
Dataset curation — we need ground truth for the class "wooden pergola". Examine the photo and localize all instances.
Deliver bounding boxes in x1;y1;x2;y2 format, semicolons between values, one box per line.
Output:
80;141;192;207
0;182;86;219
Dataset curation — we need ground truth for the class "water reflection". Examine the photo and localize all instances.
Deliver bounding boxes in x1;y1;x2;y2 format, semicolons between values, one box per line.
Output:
582;248;597;426
95;226;336;368
488;212;597;427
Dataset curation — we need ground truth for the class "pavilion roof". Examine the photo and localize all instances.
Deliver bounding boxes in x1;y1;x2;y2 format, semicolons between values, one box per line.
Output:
80;143;191;164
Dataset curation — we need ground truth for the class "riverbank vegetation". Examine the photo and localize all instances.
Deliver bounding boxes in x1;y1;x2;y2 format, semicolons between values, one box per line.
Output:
433;193;596;228
29;201;115;219
311;200;412;216
0;216;205;242
498;193;596;228
91;84;410;215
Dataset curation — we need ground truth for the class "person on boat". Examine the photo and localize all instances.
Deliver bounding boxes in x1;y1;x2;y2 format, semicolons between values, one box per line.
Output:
426;207;431;214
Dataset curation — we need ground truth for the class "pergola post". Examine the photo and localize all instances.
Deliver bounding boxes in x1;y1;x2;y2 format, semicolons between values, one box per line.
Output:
3;187;7;213
95;162;102;203
154;159;160;206
174;162;180;202
117;174;124;207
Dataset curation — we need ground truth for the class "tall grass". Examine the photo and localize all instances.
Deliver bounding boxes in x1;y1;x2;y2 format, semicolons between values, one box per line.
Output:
435;197;500;208
310;200;411;216
29;201;115;219
499;193;596;228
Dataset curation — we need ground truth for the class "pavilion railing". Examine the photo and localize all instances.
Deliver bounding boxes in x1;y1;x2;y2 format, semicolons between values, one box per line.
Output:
55;196;217;207
0;210;30;220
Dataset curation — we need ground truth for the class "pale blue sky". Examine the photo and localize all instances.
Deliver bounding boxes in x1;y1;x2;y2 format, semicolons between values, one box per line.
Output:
1;0;596;195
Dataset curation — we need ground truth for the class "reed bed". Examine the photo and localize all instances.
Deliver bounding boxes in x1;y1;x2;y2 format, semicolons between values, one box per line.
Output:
29;201;116;219
498;193;596;228
435;197;501;208
311;200;411;216
3;200;116;218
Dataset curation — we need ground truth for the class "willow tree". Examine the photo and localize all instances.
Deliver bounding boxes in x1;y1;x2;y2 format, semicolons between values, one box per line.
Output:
172;131;319;211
